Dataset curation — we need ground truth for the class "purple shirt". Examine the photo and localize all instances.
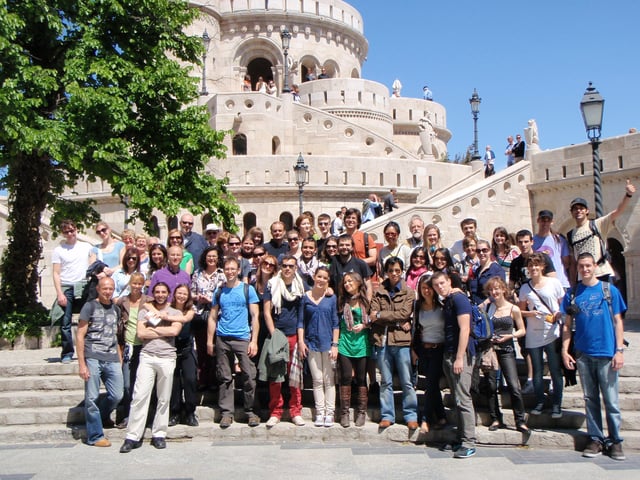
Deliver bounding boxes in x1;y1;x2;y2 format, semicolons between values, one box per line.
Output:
149;266;191;300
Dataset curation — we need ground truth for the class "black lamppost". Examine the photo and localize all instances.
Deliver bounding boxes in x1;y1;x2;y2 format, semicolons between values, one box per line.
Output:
200;30;211;96
280;28;292;93
293;153;309;215
580;82;605;218
469;88;481;161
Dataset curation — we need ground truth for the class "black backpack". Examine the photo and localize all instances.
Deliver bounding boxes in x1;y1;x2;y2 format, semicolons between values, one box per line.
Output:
567;220;610;266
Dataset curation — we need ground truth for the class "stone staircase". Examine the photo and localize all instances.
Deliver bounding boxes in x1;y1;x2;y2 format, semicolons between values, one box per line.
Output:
1;344;640;451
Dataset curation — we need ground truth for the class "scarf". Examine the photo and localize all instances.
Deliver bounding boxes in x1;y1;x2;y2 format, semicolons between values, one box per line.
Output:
268;272;305;315
297;256;319;279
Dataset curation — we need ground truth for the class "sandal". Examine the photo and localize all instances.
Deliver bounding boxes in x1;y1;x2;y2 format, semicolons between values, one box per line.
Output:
516;423;530;434
419;421;429;434
488;421;504;431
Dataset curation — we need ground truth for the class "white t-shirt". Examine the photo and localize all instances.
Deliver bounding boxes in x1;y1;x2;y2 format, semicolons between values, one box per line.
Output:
52;241;93;284
518;277;564;348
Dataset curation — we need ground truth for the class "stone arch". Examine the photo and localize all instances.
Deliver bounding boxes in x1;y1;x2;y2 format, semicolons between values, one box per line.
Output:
272;136;281;155
149;215;160;238
322;59;340;78
234;37;282;87
233;133;247;155
299;54;321;83
243;212;257;235
201;212;213;231
279;211;294;231
167;215;178;231
350;68;360;78
609;237;627;303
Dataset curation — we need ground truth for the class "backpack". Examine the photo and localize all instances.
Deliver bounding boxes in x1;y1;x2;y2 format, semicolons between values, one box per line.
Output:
469;302;494;347
567;220;610;266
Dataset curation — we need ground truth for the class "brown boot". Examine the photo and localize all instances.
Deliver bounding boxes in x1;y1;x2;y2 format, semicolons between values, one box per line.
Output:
355;386;368;427
340;386;351;428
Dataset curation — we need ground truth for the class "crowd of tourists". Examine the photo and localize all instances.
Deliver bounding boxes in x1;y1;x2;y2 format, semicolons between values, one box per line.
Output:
52;181;635;459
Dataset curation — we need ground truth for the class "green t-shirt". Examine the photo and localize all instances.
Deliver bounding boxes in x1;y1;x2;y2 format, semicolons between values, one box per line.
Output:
125;305;142;346
338;306;371;358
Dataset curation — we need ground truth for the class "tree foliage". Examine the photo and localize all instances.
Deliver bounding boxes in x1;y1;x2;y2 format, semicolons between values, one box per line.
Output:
0;0;237;314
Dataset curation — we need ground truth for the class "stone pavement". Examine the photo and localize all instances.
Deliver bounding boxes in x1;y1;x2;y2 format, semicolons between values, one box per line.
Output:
0;439;639;480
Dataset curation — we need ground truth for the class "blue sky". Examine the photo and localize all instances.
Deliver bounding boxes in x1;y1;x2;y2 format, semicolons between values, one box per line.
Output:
349;0;640;169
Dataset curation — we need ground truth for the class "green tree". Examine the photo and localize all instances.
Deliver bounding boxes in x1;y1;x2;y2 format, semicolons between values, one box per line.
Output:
0;0;237;316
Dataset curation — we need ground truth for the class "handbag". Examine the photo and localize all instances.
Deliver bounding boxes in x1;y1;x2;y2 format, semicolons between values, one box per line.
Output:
526;281;557;323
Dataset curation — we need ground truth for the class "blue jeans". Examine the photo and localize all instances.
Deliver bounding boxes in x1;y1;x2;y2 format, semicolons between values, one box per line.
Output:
60;286;76;358
85;358;123;444
576;352;623;445
375;345;417;423
529;340;563;408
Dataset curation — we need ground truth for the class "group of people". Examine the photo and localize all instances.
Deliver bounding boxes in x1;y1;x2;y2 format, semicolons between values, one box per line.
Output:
54;180;634;460
483;134;527;177
240;65;331;100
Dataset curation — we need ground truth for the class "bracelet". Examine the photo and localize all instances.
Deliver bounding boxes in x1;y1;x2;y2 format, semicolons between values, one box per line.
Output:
626;193;633;198
331;342;339;347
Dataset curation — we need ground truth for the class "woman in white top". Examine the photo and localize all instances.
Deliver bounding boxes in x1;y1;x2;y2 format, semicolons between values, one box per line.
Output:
518;252;565;419
377;221;411;278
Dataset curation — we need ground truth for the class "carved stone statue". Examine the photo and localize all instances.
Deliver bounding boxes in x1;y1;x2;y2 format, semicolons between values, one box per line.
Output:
524;118;540;159
418;116;435;158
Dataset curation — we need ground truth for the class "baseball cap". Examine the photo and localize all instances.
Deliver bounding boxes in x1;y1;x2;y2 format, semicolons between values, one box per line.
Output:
538;210;554;219
205;223;221;233
570;197;589;209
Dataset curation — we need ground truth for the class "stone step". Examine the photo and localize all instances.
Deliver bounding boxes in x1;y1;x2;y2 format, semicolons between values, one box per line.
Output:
0;389;85;409
0;375;85;392
0;363;78;377
2;417;640;452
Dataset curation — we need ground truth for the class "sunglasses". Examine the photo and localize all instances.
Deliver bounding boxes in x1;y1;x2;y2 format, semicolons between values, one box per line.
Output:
253;252;265;257
96;228;108;234
263;262;277;268
281;264;296;269
127;256;138;261
228;242;240;246
478;248;491;254
288;238;299;242
169;236;182;240
62;229;75;234
181;221;193;225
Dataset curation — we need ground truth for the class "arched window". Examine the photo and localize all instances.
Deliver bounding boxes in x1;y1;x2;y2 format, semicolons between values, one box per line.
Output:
148;216;160;238
279;211;294;231
243;212;257;234
233;134;247;155
167;215;178;231
272;136;281;155
201;212;213;231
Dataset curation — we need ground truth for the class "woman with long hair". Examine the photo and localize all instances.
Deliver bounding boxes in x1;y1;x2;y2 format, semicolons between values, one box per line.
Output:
467;239;505;306
492;227;520;282
191;246;224;389
337;272;371;427
295;213;315;239
298;266;340;427
146;244;168;293
166;228;194;274
113;247;142;298
248;226;265;248
422;224;444;265
405;247;429;291
484;276;529;435
318;236;339;267
430;247;463;289
93;221;125;276
168;285;198;427
412;274;447;433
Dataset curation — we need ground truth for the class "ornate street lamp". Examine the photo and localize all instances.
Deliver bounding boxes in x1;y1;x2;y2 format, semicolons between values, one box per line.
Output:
200;30;211;96
469;88;481;161
293;153;309;215
580;82;605;217
280;27;292;93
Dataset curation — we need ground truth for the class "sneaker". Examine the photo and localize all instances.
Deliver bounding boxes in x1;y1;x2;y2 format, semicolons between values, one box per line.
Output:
521;380;534;395
324;415;334;427
551;406;563;419
93;438;111;447
530;403;544;415
247;413;260;427
61;355;73;364
453;446;476;459
314;415;325;427
582;440;603;458
607;442;625;461
219;415;233;429
266;416;280;428
292;415;306;426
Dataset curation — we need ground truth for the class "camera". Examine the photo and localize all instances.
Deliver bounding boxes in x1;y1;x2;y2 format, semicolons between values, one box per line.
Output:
565;303;581;316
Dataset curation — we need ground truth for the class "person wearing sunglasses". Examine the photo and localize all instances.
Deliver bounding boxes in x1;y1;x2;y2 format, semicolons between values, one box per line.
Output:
467;240;505;306
113;247;142;298
92;221;125;277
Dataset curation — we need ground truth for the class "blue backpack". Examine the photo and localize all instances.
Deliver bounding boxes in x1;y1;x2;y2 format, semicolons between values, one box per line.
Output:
469;302;494;346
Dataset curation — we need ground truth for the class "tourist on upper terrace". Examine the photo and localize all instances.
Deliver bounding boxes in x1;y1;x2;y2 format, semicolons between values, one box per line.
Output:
305;68;316;82
512;134;525;162
241;74;251;92
377;221;411;278
422;85;433;101
566;180;635;283
52;219;95;363
561;253;627;461
343;208;377;275
505;135;515;167
180;213;208;268
405;215;425;250
77;277;123;447
518;253;565;419
92;221;125;275
362;193;382;223
483;145;495;178
255;76;267;93
266;79;277;96
318;67;330;79
370;257;418;431
291;84;300;102
264;221;289;259
383;188;399;214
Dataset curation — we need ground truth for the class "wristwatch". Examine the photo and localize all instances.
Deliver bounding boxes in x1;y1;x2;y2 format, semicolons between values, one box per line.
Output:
616;347;625;353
